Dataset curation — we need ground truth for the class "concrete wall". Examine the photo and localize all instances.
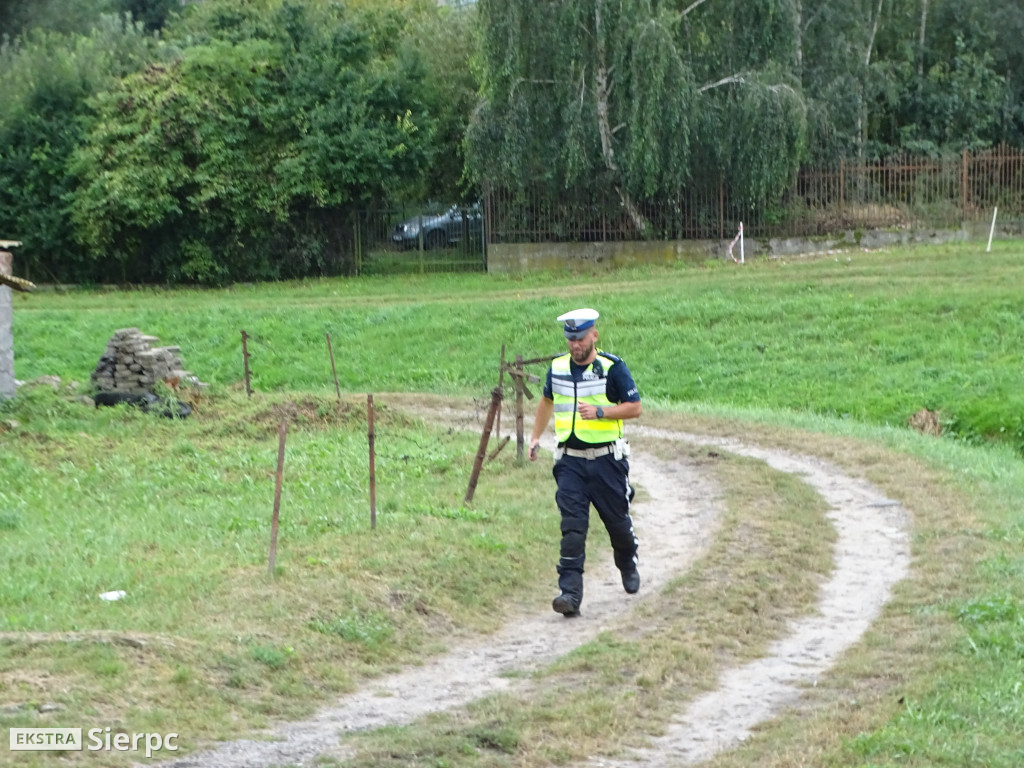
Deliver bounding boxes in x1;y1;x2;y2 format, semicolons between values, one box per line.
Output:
0;251;14;398
485;225;996;275
487;239;725;275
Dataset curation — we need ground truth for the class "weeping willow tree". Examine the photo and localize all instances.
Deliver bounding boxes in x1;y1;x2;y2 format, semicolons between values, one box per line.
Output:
468;0;807;232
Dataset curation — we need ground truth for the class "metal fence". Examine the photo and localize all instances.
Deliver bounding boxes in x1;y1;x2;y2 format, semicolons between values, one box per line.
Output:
484;145;1024;244
350;201;487;276
347;147;1023;275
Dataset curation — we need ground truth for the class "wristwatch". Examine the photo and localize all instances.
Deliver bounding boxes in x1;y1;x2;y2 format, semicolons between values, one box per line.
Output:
595;407;605;419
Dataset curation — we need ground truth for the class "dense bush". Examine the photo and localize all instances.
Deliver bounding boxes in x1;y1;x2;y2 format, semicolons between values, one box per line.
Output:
1;0;470;285
68;1;437;283
0;16;161;283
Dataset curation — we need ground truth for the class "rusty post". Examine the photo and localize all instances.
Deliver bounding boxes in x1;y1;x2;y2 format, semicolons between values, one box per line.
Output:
464;386;502;504
719;179;724;240
515;354;525;461
839;158;845;215
326;332;341;401
962;147;968;218
268;419;287;576
368;393;377;530
241;330;253;397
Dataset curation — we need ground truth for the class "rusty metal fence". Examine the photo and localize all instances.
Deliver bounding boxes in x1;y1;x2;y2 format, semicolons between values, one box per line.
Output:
484;145;1024;244
348;201;487;276
347;148;1022;275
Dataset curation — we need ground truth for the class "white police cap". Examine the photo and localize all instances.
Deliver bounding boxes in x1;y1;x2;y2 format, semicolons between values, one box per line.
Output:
557;308;600;340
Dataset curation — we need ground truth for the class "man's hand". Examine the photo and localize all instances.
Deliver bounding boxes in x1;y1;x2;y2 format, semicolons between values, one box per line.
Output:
529;438;540;462
578;402;599;420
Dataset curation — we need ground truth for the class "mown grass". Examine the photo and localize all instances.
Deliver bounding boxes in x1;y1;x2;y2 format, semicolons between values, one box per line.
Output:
329;409;1024;768
11;240;1024;452
0;388;557;766
345;445;836;767
679;409;1024;768
2;240;1024;767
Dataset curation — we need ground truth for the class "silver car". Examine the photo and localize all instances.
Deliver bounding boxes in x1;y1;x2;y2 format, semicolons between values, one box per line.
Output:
391;203;482;250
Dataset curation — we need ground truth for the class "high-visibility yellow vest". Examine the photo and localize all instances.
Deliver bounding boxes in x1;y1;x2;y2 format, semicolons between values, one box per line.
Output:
551;353;623;444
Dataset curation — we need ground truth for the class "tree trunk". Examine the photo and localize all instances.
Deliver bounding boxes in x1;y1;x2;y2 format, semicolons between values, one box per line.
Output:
918;0;929;77
794;0;803;73
593;5;647;234
865;0;884;67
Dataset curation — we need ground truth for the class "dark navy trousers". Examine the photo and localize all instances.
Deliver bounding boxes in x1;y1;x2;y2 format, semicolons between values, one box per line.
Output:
552;453;637;606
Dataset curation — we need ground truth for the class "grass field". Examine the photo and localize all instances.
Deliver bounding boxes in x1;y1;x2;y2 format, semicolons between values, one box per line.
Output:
2;240;1024;767
10;240;1024;452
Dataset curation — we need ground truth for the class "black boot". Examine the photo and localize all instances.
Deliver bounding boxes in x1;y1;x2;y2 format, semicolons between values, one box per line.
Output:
552;593;581;617
621;568;640;594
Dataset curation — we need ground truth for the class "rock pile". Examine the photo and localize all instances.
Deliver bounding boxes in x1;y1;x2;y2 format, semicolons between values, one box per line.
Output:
91;328;202;395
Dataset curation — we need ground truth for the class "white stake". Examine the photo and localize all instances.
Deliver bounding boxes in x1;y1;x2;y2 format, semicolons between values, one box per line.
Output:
739;222;744;264
986;206;998;253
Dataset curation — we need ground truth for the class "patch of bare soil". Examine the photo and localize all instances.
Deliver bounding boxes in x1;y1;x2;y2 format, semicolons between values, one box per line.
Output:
908;408;942;436
155;426;910;768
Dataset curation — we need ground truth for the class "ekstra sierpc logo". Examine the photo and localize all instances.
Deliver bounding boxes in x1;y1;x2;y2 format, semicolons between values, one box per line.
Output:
9;727;179;758
9;728;83;751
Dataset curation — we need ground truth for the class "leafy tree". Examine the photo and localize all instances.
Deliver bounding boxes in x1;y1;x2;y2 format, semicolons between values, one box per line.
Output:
69;0;436;283
469;0;807;228
0;16;160;282
399;2;481;202
925;1;1024;147
898;37;1006;153
0;0;118;39
798;0;1023;160
114;0;181;32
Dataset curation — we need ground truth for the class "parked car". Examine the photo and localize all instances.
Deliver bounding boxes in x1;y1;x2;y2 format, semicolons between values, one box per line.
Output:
391;203;483;250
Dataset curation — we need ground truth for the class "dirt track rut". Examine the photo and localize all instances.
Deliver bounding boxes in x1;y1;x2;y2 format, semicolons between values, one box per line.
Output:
157;429;910;768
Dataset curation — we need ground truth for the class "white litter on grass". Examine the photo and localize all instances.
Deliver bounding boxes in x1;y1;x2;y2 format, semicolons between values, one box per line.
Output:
98;590;127;601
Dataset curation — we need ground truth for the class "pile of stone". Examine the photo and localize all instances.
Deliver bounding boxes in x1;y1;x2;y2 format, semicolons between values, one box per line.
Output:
91;328;202;395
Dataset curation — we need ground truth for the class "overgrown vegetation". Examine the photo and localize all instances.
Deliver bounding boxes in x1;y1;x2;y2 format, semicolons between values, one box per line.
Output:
2;0;1021;284
0;0;478;284
0;387;556;766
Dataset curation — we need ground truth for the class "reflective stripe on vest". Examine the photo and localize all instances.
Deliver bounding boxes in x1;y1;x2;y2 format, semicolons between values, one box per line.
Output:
551;353;623;444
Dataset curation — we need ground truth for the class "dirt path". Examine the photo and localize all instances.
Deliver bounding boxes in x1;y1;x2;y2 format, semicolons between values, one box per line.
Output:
157;429;910;768
587;428;912;766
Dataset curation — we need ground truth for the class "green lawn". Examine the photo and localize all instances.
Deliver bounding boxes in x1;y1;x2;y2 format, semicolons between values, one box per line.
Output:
11;240;1024;451
2;240;1023;767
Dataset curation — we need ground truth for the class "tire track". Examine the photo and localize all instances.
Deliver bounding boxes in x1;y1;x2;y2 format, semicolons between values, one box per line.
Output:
588;427;911;766
154;429;910;767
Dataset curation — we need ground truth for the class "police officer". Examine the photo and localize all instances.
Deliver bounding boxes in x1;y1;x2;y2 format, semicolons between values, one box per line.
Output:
528;308;642;617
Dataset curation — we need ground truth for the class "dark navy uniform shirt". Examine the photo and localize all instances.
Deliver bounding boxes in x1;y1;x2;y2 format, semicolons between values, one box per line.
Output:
543;351;640;448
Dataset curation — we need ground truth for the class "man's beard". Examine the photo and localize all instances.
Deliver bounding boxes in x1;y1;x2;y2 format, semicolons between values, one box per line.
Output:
571;342;594;364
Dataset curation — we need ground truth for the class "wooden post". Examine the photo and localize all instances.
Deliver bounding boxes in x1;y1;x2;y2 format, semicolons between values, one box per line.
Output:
267;420;287;576
496;344;506;440
368;394;377;530
464;387;502;504
326;332;341;401
241;330;253;397
486;435;511;463
0;248;15;400
515;354;525;461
